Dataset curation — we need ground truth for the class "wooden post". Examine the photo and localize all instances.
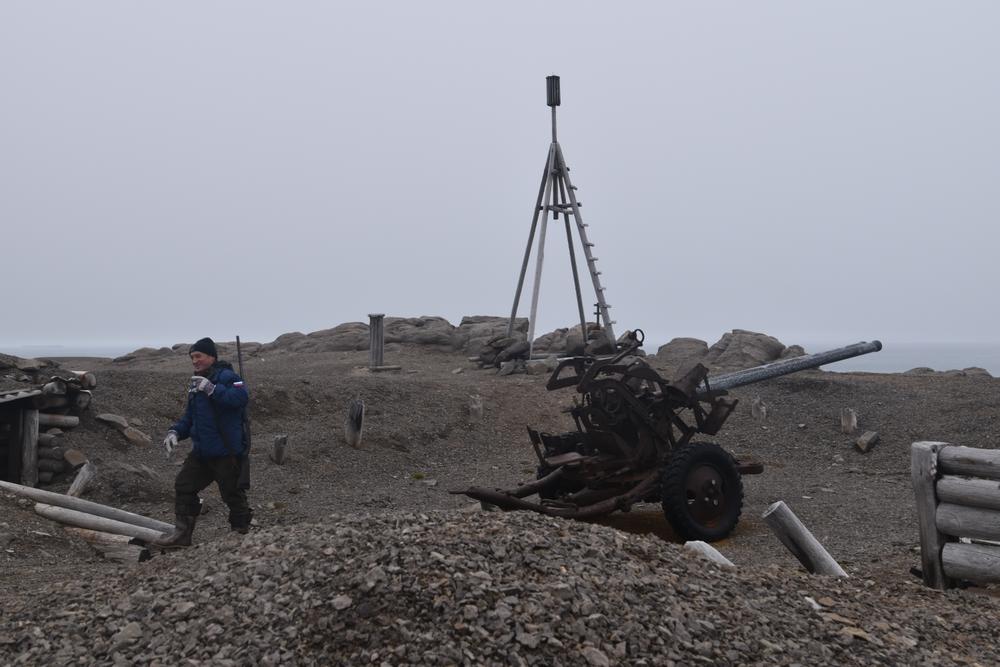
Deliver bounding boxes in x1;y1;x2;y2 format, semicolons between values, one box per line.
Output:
369;314;385;369
270;435;288;464
762;500;848;577
840;408;857;434
67;462;96;497
0;479;173;532
344;399;365;448
20;409;39;488
911;441;951;589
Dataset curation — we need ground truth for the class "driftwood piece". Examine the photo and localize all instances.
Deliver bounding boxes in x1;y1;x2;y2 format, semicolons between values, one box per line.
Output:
938;445;1000;481
38;413;80;429
63;527;143;564
684;541;736;568
21;409;39;488
937;476;1000;511
70;371;97;389
0;479;173;532
762;501;848;577
270;435;288;464
34;503;165;542
941;542;1000;584
936;503;1000;543
67;462;97;497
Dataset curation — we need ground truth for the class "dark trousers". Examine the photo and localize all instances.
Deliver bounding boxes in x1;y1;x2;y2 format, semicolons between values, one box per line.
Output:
175;453;252;528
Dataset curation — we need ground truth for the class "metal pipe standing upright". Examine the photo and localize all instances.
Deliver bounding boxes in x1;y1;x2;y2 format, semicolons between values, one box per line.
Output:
368;314;385;368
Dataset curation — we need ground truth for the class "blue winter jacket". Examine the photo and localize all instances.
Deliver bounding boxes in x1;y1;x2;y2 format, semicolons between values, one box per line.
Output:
171;361;249;459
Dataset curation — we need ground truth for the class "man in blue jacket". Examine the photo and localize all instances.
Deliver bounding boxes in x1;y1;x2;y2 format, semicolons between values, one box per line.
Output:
153;337;251;548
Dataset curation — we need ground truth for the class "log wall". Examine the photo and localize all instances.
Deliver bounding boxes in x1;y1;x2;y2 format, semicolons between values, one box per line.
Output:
912;441;1000;589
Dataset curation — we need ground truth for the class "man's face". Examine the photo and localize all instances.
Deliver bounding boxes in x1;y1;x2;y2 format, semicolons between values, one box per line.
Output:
190;351;215;373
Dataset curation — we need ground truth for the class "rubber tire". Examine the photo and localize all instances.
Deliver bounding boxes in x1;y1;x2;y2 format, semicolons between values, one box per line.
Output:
661;442;743;542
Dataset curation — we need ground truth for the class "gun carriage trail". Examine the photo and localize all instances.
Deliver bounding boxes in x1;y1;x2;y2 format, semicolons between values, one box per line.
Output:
2;321;999;666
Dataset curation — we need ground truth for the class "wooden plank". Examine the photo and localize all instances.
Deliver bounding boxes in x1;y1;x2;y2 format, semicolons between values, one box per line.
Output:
762;500;848;577
20;409;38;488
911;441;951;589
34;503;165;542
938;445;1000;481
270;435;288;464
937;503;1000;542
937;476;1000;511
942;542;1000;584
0;479;173;532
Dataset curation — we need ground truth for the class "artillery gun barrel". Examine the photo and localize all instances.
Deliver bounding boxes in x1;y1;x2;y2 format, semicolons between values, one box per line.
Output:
703;340;882;392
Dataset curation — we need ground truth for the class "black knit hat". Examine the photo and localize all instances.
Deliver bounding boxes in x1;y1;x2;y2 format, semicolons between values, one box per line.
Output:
189;337;218;359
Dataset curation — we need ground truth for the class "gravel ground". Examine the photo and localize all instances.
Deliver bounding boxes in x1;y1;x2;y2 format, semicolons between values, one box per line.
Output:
1;343;999;664
3;511;999;666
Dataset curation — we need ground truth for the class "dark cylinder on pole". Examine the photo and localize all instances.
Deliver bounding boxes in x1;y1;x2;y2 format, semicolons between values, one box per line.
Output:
546;75;561;107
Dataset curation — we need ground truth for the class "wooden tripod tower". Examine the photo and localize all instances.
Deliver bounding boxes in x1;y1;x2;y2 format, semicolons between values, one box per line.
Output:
507;75;615;354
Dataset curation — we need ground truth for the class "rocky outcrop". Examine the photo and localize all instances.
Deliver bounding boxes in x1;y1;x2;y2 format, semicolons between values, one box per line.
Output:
655;337;709;369
704;329;787;371
533;323;606;356
454;316;528;355
383;317;455;347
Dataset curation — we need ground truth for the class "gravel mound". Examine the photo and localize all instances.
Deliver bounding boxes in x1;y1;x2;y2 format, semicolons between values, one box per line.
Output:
3;511;998;666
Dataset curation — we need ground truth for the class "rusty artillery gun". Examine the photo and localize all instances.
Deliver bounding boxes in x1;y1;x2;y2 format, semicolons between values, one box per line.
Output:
457;331;882;542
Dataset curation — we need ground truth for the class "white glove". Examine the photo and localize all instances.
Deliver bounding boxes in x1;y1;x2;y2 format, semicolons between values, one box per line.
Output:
189;376;215;395
163;431;178;460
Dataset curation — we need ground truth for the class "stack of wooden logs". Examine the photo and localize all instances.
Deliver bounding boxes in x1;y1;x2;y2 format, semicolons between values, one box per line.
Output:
27;371;96;486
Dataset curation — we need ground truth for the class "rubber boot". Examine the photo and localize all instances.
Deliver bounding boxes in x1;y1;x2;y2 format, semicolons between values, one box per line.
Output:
229;510;252;535
151;514;197;549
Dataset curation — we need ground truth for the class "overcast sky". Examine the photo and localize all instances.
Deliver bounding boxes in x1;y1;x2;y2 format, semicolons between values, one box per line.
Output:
2;2;998;352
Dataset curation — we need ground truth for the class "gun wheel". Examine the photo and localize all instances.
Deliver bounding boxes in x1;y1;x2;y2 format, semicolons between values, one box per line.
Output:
661;442;743;542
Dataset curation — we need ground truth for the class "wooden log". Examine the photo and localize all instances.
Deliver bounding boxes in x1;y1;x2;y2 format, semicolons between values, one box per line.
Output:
67;461;97;497
38;471;53;484
63;527;143;564
34;503;166;542
762;501;848;577
33;395;70;410
38;414;79;428
42;380;67;395
69;371;97;389
270;435;288;464
38;446;65;461
20;409;39;488
684;541;736;568
37;458;66;474
937;476;1000;511
37;432;59;448
0;479;173;532
74;390;92;411
936;503;1000;542
911;441;951;589
941;542;1000;584
938;445;1000;481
